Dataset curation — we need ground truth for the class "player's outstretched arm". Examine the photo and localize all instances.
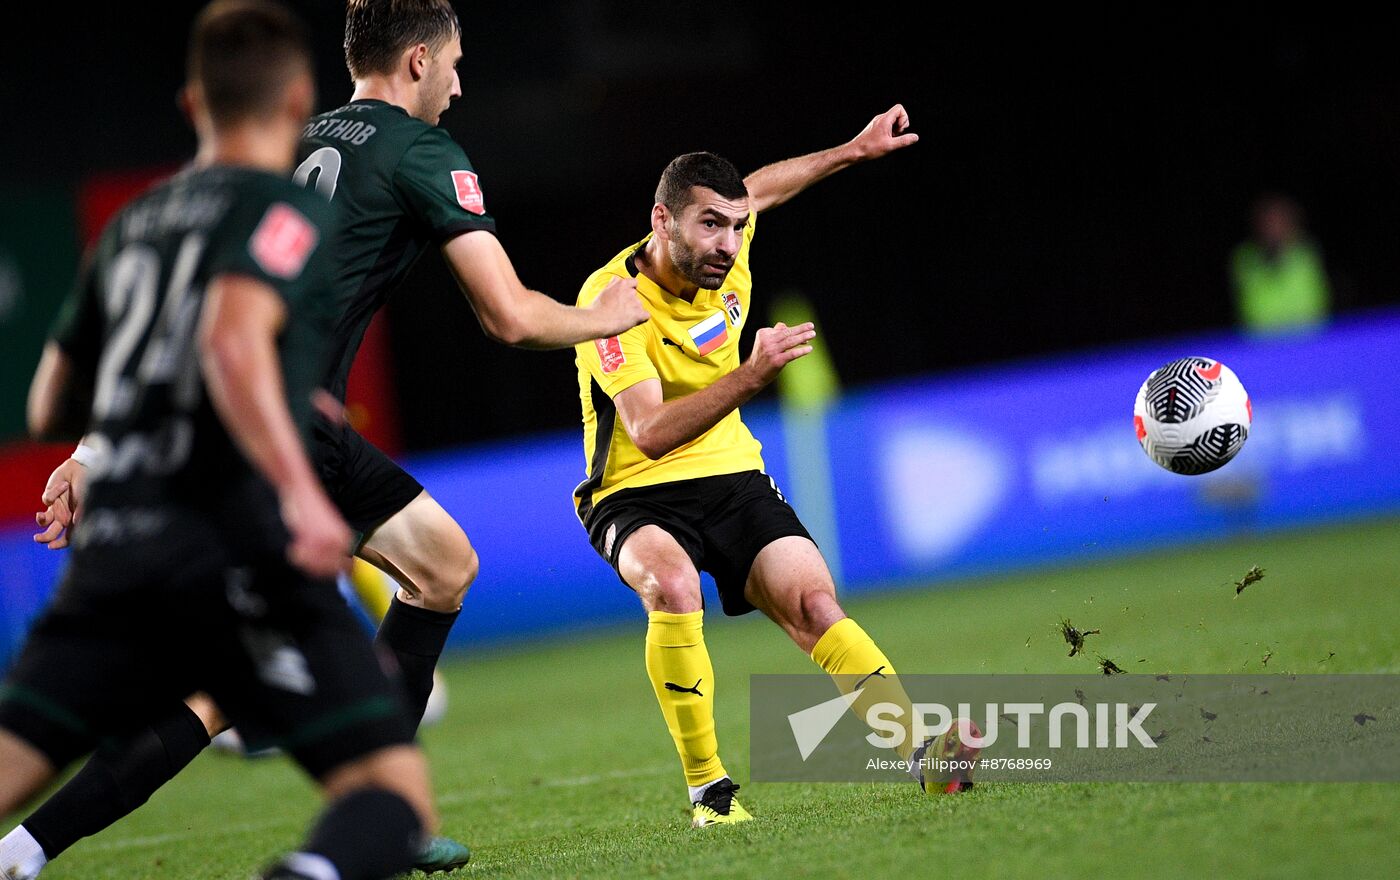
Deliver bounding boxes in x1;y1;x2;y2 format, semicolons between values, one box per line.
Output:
443;231;648;349
199;275;351;579
27;344;92;443
743;104;918;214
615;322;816;460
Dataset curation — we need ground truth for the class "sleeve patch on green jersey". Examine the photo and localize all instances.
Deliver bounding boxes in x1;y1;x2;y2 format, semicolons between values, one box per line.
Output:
249;203;319;279
451;169;486;215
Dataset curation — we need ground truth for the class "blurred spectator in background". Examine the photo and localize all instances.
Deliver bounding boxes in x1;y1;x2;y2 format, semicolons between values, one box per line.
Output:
1231;194;1332;333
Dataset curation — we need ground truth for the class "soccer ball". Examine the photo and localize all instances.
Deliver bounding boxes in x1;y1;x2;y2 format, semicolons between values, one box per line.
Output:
1133;357;1251;475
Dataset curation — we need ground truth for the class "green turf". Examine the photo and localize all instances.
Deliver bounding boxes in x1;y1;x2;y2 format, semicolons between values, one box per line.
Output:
10;517;1400;879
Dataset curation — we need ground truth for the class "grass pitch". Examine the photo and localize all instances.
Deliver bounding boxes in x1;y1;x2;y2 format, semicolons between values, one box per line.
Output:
9;517;1400;879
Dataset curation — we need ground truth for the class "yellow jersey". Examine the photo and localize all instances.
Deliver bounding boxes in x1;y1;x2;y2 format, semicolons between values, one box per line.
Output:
574;214;764;519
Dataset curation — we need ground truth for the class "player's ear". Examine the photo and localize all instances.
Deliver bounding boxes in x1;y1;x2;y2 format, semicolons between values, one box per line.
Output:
407;43;429;82
177;83;199;128
651;204;671;241
284;71;315;124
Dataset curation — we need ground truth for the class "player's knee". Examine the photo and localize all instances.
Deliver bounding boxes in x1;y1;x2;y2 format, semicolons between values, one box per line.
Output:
417;541;477;612
800;589;843;630
641;568;702;614
449;541;479;603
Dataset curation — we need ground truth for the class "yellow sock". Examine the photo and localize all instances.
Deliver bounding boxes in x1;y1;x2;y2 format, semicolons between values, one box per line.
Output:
348;558;393;623
645;610;727;788
810;618;918;761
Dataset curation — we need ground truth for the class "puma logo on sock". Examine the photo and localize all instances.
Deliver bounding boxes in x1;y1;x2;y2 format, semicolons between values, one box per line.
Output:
665;679;704;696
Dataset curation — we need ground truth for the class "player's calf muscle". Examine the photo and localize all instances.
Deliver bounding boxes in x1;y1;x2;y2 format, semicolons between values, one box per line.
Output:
0;729;56;812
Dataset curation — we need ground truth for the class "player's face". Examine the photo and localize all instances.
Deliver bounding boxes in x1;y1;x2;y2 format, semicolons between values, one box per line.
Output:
417;35;463;125
667;188;750;290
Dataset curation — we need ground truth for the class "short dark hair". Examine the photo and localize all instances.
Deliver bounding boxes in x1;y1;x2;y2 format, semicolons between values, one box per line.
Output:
655;152;748;214
187;0;312;125
344;0;461;79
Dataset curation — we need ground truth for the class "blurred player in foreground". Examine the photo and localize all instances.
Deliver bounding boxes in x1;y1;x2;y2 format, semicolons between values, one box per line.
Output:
0;4;436;879
572;107;981;827
11;0;646;874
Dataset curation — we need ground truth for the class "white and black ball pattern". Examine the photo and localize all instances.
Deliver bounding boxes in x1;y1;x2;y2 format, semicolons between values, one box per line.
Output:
1133;357;1252;475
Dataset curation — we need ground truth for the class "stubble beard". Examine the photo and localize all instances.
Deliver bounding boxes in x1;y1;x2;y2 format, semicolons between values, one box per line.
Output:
669;236;726;290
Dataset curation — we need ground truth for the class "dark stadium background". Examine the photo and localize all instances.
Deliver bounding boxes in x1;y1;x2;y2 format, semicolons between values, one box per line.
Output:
3;4;1399;452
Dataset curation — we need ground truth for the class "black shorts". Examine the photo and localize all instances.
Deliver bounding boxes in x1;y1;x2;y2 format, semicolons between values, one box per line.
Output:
0;521;413;780
584;470;813;616
312;419;423;542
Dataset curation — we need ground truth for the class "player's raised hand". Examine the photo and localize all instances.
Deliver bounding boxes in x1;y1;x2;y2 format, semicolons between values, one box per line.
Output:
849;104;919;161
744;321;816;386
33;456;87;550
590;276;649;335
280;481;353;580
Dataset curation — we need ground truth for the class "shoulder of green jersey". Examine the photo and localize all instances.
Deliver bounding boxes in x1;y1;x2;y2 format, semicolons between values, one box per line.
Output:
400;128;490;216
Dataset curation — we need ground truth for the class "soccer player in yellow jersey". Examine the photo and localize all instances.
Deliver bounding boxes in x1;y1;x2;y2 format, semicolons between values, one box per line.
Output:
573;105;981;828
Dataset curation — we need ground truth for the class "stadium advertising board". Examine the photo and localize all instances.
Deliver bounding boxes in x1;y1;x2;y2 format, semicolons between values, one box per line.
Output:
2;312;1397;661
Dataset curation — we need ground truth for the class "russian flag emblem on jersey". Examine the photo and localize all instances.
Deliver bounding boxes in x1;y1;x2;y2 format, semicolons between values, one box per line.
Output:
688;311;728;355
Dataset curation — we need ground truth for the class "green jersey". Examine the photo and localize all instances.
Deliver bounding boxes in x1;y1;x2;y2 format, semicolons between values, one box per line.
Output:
51;166;335;548
295;99;498;401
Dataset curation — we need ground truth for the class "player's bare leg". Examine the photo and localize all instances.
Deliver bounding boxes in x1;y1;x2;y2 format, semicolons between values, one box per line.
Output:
744;536;980;793
0;731;55;815
740;536;845;653
359;491;478;613
0;733;56;880
358;490;477;727
617;526;749;825
619;525;703;614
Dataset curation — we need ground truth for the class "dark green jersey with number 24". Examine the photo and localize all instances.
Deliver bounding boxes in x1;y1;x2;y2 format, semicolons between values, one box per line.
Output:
295;99;498;401
50;166;335;545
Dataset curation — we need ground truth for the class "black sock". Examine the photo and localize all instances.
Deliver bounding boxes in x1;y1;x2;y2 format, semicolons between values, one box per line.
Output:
25;702;211;858
297;788;422;880
374;597;459;727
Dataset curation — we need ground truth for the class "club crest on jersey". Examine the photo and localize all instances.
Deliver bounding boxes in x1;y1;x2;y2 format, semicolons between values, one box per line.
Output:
249;203;318;280
595;336;626;374
688;311;728;356
451;170;485;215
722;291;742;325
